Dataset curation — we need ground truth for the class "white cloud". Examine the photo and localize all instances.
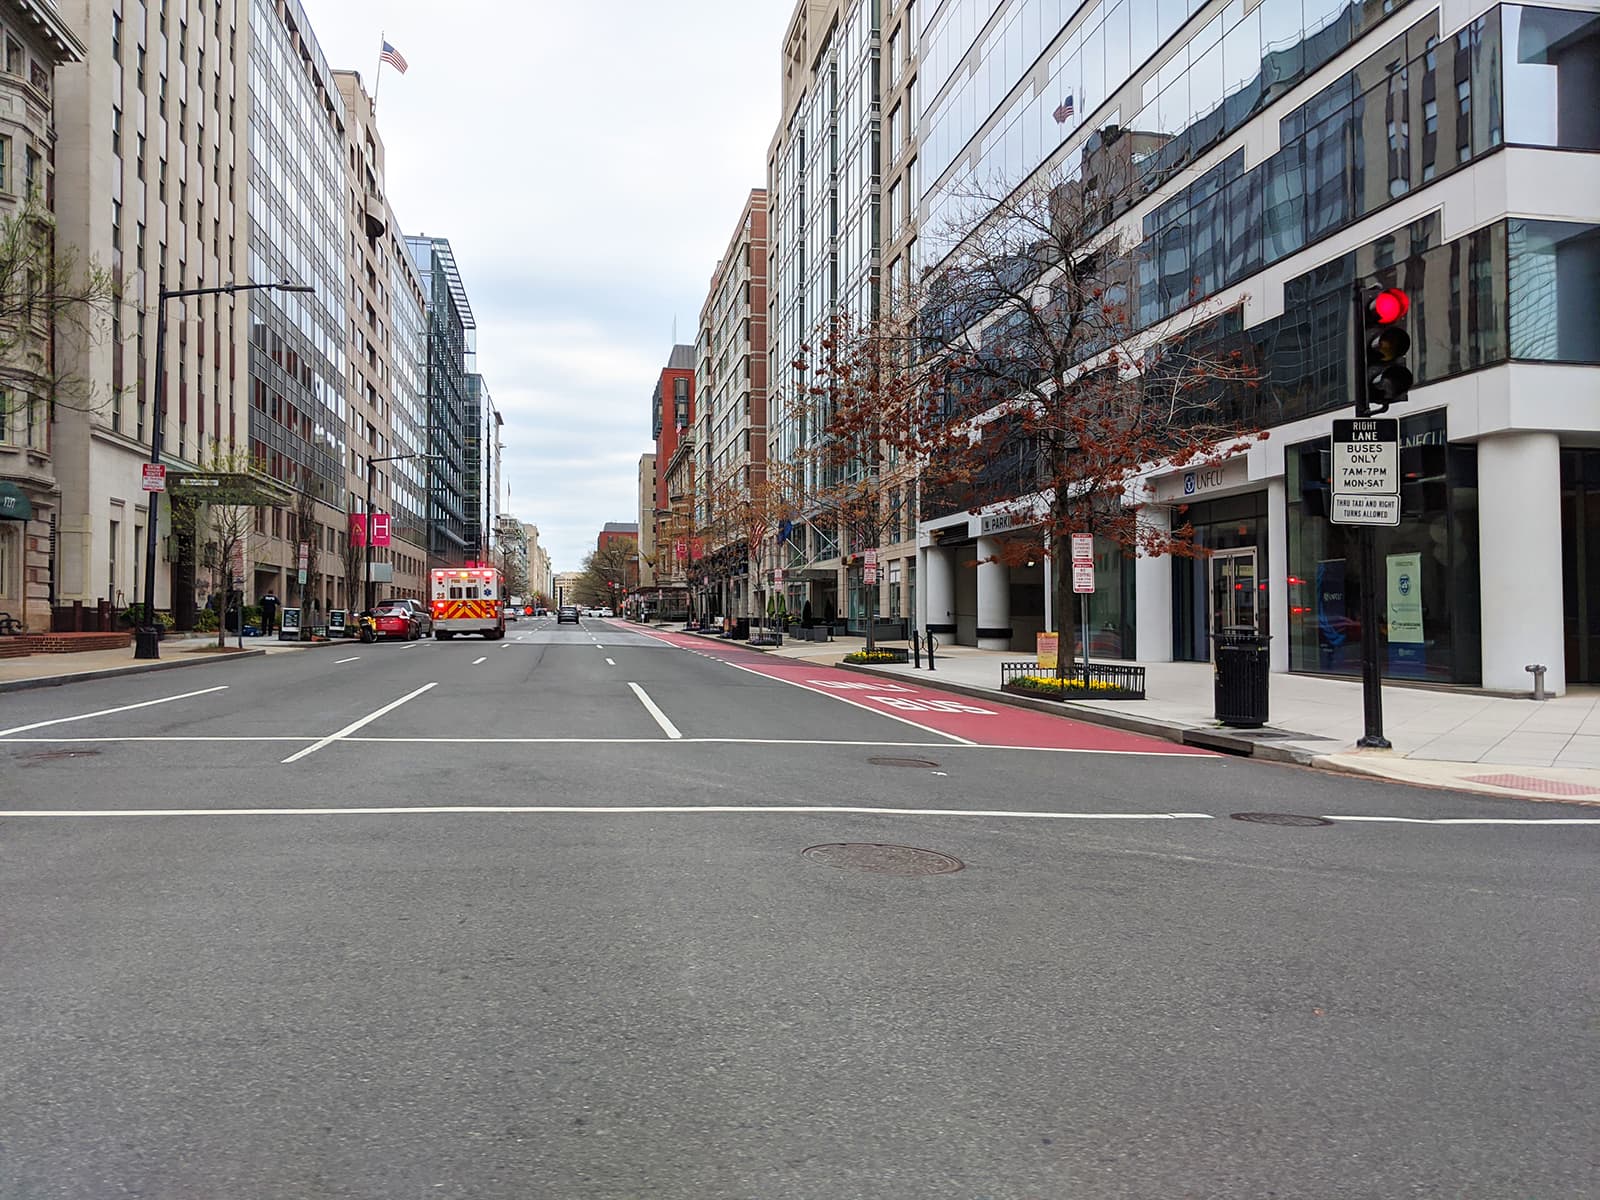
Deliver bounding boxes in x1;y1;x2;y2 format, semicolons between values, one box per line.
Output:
300;0;788;570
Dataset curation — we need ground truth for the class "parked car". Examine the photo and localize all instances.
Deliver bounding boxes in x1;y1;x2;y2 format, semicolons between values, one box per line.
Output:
376;597;432;639
372;605;418;640
557;605;580;624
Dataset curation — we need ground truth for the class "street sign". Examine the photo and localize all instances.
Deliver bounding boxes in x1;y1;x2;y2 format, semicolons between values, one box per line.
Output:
174;476;220;488
297;569;308;584
864;549;878;585
1330;418;1399;525
141;464;167;492
773;569;785;583
1072;564;1095;593
1071;533;1094;564
297;541;309;570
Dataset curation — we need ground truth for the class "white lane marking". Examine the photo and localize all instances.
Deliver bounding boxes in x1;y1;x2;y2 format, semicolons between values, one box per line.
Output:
472;656;488;665
1326;815;1600;825
280;682;438;764
0;805;1218;821
0;685;230;738
0;736;1217;755
500;643;511;650
605;658;616;666
335;656;361;664
627;682;682;739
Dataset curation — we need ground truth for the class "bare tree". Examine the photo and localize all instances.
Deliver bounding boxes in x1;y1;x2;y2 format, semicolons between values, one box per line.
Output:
776;312;951;650
574;540;634;609
291;488;320;612
921;150;1262;677
173;449;273;648
0;200;123;423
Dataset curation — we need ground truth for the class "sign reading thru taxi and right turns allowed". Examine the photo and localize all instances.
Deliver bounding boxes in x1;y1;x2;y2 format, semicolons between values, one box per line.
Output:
1330;417;1400;525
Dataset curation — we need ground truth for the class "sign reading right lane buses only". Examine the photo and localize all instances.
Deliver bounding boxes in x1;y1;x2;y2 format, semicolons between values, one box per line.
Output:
1330;417;1399;526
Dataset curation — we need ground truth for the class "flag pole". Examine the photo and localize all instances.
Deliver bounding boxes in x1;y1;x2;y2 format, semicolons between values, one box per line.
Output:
373;30;385;107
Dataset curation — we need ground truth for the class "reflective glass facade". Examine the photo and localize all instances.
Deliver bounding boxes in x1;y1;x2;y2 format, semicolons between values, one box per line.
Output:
407;236;474;564
771;0;882;482
245;0;346;505
388;250;429;547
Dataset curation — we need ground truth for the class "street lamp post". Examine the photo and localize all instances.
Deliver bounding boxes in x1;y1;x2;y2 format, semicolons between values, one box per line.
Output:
364;452;442;613
136;280;315;660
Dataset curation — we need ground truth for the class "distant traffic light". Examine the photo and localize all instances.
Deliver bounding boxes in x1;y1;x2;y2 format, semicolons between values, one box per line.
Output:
1361;287;1412;416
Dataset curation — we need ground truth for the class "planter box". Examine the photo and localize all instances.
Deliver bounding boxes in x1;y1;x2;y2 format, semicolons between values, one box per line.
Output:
845;647;909;664
1000;660;1146;701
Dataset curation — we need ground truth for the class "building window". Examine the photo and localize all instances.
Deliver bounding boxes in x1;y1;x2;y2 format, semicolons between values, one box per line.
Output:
4;38;21;75
112;10;123;62
111;105;122;155
23;147;37;200
136;133;145;179
109;520;120;594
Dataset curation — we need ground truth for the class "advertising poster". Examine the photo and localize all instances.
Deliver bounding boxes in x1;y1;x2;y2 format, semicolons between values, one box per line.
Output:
1386;551;1426;677
1036;632;1059;670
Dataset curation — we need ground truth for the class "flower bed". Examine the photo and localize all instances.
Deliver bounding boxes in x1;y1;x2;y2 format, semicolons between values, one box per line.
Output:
999;661;1145;700
844;648;909;664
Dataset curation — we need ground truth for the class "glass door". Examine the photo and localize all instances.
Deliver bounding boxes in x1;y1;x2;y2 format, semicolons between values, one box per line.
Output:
1210;548;1261;640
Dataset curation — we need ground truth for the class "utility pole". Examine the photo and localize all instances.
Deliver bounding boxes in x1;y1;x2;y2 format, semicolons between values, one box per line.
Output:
135;280;313;660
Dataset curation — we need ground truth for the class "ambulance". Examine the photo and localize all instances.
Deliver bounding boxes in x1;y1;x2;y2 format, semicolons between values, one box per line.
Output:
430;564;507;639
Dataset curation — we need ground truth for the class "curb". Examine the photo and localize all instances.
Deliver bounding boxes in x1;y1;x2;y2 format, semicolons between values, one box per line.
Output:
0;647;267;694
837;661;1319;765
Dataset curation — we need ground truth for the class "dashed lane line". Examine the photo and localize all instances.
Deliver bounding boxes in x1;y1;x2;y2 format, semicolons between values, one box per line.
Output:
0;685;230;739
605;658;616;665
280;682;438;764
472;656;488;665
0;804;1219;821
335;656;360;664
627;682;682;739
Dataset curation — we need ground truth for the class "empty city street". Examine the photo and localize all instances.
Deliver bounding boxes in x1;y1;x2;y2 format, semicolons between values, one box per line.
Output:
1;620;1596;1199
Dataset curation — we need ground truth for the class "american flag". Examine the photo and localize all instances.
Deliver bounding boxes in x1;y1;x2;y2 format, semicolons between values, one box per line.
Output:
1053;94;1075;124
380;41;408;74
751;518;767;547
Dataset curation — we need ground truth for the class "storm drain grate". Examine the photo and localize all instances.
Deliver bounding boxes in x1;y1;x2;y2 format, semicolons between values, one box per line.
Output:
802;843;965;875
866;756;941;769
15;748;102;766
1229;812;1334;827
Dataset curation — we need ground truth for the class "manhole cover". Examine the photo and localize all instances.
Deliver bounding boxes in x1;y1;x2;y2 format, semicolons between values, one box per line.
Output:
802;843;965;875
1230;812;1334;827
866;756;941;769
15;748;102;766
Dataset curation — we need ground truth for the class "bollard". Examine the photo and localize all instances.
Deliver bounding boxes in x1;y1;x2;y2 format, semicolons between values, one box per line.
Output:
912;630;921;669
1525;663;1548;701
926;631;937;672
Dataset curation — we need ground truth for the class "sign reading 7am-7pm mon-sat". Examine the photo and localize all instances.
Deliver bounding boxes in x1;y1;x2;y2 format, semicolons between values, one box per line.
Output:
1330;417;1399;526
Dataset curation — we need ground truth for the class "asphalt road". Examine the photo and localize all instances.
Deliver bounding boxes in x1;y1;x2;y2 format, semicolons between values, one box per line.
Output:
1;618;1595;1199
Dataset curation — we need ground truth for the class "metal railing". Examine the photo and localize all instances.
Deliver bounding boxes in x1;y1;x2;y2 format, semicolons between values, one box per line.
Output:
1000;660;1146;699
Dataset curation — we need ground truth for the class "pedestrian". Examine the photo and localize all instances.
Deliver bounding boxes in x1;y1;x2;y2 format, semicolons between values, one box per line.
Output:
261;592;278;636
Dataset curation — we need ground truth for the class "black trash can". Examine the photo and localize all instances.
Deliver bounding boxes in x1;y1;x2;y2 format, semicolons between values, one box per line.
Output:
1213;626;1270;727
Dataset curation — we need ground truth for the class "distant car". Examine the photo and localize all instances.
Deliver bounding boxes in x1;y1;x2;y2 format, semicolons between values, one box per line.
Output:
557;606;580;624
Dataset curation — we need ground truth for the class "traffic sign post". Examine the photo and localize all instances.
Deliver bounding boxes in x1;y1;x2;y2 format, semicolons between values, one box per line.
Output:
1070;533;1095;686
1345;282;1413;749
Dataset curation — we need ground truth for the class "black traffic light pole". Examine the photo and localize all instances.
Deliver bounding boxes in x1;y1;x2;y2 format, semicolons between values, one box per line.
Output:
1350;283;1414;749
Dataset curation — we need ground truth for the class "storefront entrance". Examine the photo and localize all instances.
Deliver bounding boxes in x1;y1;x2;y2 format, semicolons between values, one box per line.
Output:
1561;448;1600;684
1211;548;1261;636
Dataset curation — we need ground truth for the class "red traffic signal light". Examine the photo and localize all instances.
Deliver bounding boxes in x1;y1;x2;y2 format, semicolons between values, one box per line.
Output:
1369;287;1409;324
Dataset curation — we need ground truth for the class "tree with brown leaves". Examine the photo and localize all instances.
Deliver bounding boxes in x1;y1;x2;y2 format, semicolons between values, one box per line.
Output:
920;153;1263;677
777;312;951;651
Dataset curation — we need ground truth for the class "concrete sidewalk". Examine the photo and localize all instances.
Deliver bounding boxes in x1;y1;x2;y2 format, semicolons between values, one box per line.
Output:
0;633;345;694
674;626;1600;804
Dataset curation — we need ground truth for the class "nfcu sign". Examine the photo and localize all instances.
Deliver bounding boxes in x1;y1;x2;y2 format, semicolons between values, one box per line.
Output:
1157;457;1248;503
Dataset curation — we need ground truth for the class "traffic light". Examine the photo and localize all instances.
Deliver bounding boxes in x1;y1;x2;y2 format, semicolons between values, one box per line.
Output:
1361;287;1412;415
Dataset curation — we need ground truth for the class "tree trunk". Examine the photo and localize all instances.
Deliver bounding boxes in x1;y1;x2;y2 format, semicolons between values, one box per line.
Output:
1053;531;1071;682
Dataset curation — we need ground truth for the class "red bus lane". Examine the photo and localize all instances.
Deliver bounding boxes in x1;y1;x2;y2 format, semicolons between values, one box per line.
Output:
629;626;1210;755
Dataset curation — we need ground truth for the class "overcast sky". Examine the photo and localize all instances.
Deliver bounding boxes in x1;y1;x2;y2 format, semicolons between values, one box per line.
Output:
300;1;791;574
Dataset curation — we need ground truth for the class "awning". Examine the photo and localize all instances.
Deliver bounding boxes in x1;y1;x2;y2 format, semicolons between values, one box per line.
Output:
0;481;32;521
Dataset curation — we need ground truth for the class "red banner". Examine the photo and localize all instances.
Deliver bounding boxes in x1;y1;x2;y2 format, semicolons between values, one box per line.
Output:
689;538;704;561
348;512;392;548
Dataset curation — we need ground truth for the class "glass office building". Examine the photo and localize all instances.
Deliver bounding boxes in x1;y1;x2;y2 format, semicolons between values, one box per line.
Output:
915;0;1600;691
405;235;475;565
